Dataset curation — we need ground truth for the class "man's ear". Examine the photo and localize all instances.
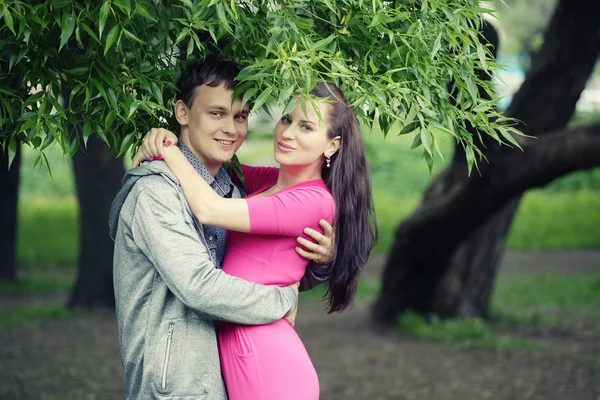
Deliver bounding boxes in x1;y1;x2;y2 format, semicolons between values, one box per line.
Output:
326;136;341;158
175;100;189;126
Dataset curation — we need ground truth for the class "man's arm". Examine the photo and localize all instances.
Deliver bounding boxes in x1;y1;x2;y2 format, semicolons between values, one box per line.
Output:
130;177;297;325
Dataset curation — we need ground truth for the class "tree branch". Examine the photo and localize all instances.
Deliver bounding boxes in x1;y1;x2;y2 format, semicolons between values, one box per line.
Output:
500;124;600;192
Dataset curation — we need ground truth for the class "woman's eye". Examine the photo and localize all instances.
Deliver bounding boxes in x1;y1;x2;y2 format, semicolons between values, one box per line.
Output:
281;115;291;124
302;124;313;132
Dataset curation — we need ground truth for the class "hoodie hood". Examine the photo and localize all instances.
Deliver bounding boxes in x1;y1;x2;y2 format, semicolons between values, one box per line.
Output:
109;161;178;239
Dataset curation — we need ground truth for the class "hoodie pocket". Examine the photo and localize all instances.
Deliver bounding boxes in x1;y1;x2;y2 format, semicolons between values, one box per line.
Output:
153;319;212;397
160;323;174;390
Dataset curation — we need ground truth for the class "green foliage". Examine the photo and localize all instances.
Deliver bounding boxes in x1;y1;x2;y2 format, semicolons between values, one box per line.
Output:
2;0;516;174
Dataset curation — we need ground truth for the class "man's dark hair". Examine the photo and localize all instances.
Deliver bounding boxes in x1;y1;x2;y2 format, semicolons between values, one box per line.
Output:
177;55;240;109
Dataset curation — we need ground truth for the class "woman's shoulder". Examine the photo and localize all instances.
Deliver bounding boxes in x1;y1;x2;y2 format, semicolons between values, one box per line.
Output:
241;164;279;193
283;181;335;215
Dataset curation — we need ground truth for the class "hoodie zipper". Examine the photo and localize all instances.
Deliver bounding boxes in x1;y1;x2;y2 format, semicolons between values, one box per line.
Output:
161;323;174;390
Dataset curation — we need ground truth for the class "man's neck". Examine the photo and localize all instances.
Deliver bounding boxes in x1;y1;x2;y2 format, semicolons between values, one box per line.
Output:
180;136;221;177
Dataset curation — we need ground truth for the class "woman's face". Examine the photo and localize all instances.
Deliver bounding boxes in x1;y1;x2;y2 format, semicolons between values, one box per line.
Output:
273;99;339;169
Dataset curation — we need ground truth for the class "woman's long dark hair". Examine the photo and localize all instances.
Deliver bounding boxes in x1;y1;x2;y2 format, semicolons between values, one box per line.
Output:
311;82;378;313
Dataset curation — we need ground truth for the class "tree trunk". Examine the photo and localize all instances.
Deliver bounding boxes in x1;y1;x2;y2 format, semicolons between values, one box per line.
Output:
68;135;124;308
0;141;21;281
373;0;600;323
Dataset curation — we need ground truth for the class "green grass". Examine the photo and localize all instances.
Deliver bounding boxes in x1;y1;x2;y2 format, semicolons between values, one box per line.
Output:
17;195;79;269
300;271;600;349
13;122;600;267
507;190;600;250
0;304;74;331
398;311;535;350
492;273;600;317
14;189;600;267
0;273;74;296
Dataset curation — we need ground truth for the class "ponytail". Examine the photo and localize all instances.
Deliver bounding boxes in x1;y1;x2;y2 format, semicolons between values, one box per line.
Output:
311;82;378;313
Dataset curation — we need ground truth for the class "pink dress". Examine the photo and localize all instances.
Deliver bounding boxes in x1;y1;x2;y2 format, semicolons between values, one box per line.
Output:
218;165;335;400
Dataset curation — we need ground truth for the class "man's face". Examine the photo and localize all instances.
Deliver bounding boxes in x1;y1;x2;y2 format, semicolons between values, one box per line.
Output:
176;83;249;175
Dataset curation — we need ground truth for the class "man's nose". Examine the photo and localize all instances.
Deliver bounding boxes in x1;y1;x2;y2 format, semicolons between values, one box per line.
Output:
222;118;236;135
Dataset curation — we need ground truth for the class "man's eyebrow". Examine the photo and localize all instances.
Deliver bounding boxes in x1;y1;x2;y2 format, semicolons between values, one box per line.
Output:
206;105;228;111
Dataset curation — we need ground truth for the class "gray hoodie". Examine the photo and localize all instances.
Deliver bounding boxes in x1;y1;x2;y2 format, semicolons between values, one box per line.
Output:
109;161;297;400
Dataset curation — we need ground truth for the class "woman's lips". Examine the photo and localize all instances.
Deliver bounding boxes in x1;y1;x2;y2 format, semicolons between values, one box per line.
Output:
277;141;295;152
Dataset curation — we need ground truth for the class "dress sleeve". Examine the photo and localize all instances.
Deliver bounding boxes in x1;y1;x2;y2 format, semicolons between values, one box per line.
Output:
241;164;279;194
246;186;335;236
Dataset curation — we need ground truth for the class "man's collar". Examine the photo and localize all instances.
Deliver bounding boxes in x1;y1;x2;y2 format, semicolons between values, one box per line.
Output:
178;141;232;194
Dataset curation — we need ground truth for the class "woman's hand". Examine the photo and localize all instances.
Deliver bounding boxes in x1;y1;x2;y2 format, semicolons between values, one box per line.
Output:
131;128;179;167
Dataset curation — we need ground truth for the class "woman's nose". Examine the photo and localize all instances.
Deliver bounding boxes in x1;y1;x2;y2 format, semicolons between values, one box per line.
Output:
281;126;295;139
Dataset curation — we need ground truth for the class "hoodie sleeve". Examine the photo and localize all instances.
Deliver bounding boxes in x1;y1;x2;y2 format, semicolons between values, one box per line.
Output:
129;177;297;324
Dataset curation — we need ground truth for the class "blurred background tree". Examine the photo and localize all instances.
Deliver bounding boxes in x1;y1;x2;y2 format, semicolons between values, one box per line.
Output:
373;0;600;323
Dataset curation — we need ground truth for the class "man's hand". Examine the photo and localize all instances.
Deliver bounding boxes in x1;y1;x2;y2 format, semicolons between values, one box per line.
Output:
284;282;300;327
131;128;179;167
295;220;335;264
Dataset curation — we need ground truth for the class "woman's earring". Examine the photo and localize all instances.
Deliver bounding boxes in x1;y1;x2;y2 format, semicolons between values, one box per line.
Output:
326;157;331;168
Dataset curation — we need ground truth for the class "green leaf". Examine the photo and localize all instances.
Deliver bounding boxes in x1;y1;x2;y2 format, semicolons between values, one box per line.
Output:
420;128;433;156
123;28;144;44
135;3;156;21
80;22;100;43
47;94;67;119
99;2;111;38
423;150;433;173
500;127;524;150
252;89;273;112
464;144;475;176
241;88;258;109
63;67;89;76
114;0;131;13
59;14;76;51
104;25;120;55
399;121;419;135
118;132;136;156
7;137;17;168
227;154;246;188
410;132;422;150
3;7;15;35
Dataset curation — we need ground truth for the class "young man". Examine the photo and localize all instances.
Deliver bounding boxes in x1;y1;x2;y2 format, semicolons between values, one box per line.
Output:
109;58;332;400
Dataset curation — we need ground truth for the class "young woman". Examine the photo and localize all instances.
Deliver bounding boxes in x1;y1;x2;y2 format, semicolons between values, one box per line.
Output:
136;82;377;399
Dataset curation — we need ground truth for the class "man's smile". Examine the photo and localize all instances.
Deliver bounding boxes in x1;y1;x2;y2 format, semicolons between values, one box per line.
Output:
215;139;236;146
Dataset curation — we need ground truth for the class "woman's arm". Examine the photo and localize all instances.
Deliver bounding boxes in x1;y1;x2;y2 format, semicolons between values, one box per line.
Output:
163;146;251;232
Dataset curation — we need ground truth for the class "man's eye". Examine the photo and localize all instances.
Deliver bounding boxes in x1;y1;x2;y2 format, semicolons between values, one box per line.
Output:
211;112;222;117
235;114;247;121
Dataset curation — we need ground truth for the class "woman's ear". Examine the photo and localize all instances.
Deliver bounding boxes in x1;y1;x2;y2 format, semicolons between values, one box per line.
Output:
175;100;189;126
325;136;341;158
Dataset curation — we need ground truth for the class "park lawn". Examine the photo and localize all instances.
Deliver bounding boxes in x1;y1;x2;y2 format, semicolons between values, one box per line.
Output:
16;189;600;268
15;130;600;268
